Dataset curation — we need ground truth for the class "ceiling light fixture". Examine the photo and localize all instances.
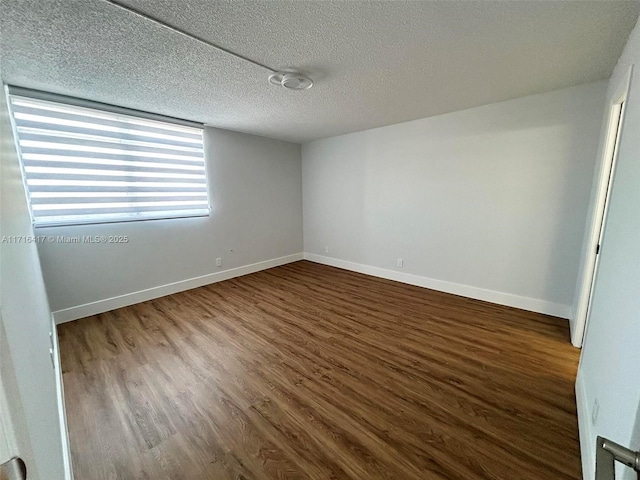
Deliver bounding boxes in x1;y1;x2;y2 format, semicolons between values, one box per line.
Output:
102;0;314;91
268;72;314;91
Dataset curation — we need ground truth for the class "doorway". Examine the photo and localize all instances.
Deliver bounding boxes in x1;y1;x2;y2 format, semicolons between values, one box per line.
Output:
572;69;632;348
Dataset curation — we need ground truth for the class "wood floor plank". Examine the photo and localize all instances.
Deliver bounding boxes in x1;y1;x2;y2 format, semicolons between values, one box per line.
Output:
59;260;581;479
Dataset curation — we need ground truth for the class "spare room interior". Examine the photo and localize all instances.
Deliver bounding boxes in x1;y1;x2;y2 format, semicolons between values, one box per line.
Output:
1;1;640;479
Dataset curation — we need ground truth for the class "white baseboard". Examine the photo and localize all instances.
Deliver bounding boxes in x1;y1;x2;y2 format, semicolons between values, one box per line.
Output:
54;252;570;323
303;253;571;318
50;315;74;480
576;371;594;480
570;306;584;348
53;253;304;324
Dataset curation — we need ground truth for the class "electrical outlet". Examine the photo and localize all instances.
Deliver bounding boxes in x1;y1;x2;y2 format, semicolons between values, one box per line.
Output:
324;246;329;254
216;257;222;267
397;258;404;268
592;398;600;425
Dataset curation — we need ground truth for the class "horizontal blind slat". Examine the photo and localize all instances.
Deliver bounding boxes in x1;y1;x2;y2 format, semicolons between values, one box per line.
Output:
22;158;205;173
17;128;204;153
24;166;206;180
35;205;209;217
27;185;208;194
27;179;206;188
10;99;202;138
32;200;209;211
19;140;203;160
34;209;210;227
22;152;205;167
13;116;202;146
31;195;208;205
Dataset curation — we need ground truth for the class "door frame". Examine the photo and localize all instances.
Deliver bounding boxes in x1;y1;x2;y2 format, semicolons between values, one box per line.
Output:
51;314;74;480
572;66;633;348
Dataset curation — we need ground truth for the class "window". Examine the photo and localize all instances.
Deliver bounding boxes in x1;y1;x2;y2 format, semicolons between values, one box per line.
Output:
6;87;209;227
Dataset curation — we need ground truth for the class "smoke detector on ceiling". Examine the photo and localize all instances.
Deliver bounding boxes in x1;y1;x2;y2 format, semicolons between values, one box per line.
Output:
268;72;314;91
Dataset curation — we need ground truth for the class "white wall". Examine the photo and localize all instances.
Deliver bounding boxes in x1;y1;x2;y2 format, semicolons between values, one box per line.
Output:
1;86;66;479
302;82;606;317
576;19;640;480
36;127;302;319
0;317;25;464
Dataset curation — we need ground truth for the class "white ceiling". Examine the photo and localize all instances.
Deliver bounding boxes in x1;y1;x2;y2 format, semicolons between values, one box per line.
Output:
1;0;638;143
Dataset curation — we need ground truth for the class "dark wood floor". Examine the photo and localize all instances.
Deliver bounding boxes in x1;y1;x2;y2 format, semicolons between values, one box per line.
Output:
59;260;581;480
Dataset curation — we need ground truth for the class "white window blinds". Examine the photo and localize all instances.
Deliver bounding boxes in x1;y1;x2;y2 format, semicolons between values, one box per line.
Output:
7;89;209;227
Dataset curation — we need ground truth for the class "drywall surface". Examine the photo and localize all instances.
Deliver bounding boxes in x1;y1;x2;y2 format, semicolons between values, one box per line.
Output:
0;316;19;463
1;86;65;479
303;82;606;316
36;127;302;312
576;19;640;480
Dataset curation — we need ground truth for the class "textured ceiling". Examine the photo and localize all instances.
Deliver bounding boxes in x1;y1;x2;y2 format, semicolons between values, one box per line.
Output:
1;0;638;143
